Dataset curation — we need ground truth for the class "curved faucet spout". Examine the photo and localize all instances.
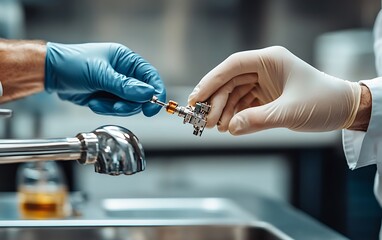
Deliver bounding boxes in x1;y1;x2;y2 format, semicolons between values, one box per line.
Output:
91;125;146;175
0;125;146;176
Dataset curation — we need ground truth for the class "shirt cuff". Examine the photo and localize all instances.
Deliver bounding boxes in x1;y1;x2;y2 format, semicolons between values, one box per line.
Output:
343;129;371;169
342;78;382;169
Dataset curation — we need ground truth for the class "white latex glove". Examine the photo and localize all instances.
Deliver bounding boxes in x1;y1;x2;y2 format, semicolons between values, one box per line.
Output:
188;46;362;135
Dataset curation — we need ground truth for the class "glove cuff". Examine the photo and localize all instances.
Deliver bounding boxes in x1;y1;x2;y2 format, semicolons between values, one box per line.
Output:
44;42;58;93
341;81;362;129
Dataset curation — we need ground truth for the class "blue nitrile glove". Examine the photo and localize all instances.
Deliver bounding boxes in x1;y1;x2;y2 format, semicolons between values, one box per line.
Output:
45;42;166;117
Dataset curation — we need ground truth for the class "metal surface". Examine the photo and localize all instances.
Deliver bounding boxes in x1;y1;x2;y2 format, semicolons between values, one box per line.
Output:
0;109;12;118
102;198;253;220
0;196;291;240
0;193;348;239
0;138;82;163
0;223;290;240
0;125;145;175
92;125;145;175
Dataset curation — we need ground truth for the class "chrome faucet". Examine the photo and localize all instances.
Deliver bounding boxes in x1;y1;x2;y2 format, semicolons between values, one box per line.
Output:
0;125;146;175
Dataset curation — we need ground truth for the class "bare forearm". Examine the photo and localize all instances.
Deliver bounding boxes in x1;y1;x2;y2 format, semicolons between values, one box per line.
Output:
0;39;46;103
347;84;372;131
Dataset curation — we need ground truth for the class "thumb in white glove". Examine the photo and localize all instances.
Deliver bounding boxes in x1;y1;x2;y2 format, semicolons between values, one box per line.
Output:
188;46;361;135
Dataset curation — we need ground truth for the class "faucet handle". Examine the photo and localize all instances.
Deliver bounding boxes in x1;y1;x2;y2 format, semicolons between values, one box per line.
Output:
0;82;12;118
0;109;12;118
77;125;146;176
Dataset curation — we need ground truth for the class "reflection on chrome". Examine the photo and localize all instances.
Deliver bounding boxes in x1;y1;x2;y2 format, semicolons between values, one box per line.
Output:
0;125;145;176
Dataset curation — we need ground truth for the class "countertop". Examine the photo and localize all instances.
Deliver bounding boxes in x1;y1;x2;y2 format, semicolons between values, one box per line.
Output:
0;191;348;240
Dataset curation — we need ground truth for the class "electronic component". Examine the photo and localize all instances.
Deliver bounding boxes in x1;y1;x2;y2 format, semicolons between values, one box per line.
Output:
151;96;211;136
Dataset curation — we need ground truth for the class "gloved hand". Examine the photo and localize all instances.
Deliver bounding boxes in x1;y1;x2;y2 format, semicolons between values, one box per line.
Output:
188;46;361;135
45;42;166;117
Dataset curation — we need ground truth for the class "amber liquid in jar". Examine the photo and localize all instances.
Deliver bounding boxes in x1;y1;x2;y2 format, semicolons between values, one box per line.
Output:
18;186;68;219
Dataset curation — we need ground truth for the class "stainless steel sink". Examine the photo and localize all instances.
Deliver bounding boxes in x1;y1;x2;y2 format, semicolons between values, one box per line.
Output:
102;198;253;221
0;222;291;240
0;193;350;240
0;196;292;240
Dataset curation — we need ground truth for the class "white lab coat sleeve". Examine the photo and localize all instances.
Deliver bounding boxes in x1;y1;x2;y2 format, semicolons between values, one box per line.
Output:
375;9;382;77
342;78;382;170
342;8;382;170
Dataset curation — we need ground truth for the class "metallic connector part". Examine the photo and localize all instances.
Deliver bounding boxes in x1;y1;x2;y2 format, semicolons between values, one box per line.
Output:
150;96;211;136
183;102;211;136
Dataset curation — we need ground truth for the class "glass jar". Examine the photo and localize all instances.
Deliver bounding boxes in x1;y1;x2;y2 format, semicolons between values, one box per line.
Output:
17;161;70;219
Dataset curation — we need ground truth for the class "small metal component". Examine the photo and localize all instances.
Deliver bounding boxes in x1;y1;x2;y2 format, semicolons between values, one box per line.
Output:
150;96;166;108
166;100;178;114
150;96;211;136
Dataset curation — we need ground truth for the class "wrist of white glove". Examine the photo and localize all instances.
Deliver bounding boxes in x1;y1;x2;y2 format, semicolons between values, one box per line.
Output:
189;46;362;135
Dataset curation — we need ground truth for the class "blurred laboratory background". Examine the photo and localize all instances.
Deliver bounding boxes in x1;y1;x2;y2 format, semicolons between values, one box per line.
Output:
0;0;381;239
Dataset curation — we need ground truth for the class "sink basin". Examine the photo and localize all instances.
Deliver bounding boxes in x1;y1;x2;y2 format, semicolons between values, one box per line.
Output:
0;196;292;240
102;198;253;221
0;222;291;240
0;193;349;240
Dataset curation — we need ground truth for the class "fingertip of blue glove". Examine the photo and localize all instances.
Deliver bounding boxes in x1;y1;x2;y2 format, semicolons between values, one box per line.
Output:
88;99;142;116
142;103;162;117
120;78;156;102
142;91;166;117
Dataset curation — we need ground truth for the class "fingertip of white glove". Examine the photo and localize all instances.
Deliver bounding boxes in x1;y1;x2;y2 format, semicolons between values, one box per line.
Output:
228;114;249;136
228;106;274;135
187;87;201;106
